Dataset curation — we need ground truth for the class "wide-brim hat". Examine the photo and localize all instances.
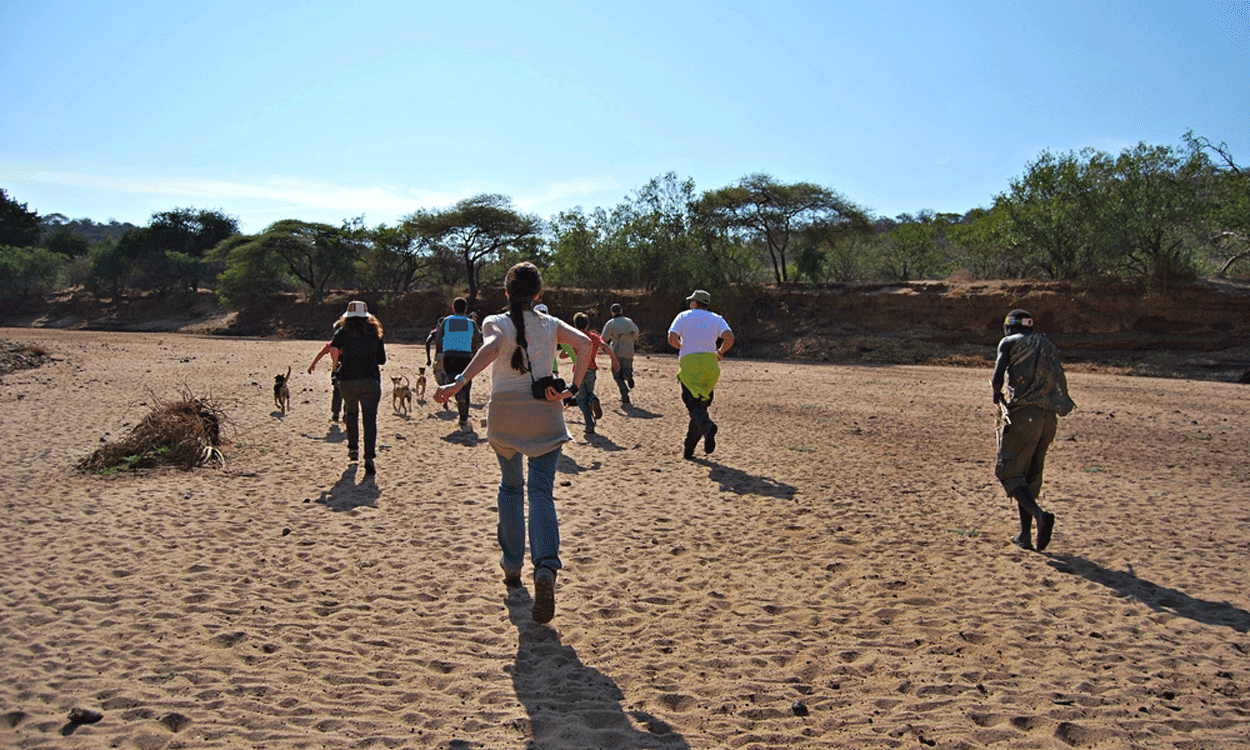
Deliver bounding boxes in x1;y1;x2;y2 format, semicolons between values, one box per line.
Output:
686;289;711;304
345;300;369;318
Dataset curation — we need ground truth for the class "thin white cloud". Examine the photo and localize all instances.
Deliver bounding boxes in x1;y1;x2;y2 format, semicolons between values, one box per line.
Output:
3;167;455;213
3;165;635;228
514;176;626;217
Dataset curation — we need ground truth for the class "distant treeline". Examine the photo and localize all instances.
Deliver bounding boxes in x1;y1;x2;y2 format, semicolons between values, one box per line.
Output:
42;215;141;246
1;131;1247;308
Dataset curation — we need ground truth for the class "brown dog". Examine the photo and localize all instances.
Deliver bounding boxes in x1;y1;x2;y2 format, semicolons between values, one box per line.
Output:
274;366;291;413
415;366;428;402
391;375;412;415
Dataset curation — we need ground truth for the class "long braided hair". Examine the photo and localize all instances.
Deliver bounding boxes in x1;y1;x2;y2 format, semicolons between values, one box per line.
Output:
506;262;543;373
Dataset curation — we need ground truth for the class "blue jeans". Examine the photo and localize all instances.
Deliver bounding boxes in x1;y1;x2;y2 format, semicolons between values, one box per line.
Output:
575;370;598;431
337;378;381;459
496;447;562;574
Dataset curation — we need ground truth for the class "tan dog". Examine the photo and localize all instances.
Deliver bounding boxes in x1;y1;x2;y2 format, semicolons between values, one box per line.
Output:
391;375;413;415
415;366;428;402
273;366;291;413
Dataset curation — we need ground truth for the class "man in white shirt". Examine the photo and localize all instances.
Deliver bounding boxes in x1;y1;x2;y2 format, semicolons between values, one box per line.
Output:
667;289;734;459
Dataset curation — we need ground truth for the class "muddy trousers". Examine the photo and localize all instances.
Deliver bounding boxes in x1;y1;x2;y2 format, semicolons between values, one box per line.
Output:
996;405;1057;534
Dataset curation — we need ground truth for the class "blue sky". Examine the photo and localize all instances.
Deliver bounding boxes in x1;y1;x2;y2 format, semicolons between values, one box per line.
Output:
2;1;1246;234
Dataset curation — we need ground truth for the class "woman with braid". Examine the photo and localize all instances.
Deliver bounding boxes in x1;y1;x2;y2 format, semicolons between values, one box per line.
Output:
435;263;592;623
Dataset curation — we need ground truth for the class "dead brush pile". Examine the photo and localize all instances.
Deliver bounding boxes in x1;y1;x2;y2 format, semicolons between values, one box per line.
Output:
0;341;51;376
79;389;227;472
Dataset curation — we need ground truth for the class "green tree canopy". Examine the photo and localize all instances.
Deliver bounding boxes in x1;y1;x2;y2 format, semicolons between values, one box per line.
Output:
696;174;869;284
0;189;42;249
403;194;543;303
224;219;361;301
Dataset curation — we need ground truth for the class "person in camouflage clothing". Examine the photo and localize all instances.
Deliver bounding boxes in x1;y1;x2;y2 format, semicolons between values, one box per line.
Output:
992;309;1076;552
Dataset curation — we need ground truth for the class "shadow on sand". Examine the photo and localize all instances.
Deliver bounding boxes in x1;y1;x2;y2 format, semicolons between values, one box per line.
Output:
315;465;380;511
1046;553;1250;633
681;459;797;500
482;587;690;750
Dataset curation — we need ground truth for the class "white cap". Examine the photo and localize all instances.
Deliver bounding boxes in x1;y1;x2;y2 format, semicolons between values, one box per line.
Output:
345;300;368;317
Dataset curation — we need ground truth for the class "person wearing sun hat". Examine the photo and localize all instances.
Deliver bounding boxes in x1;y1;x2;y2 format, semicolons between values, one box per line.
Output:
329;300;386;475
667;289;734;459
992;308;1075;552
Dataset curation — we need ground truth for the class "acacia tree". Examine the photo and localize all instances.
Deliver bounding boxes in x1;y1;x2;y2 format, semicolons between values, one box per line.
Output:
214;219;360;303
697;174;868;284
404;194;542;303
212;234;289;307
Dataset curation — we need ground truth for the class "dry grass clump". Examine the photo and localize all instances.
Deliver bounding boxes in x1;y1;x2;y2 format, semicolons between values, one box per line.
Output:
79;389;227;472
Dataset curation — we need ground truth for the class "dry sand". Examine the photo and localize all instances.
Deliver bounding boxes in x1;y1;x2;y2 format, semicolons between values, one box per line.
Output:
1;327;1248;749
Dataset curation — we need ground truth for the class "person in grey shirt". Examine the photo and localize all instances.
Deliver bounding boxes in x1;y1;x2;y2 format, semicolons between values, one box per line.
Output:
601;303;640;406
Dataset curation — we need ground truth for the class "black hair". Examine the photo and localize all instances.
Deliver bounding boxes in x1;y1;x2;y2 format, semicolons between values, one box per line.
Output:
573;312;589;331
452;297;468;314
506;262;543;373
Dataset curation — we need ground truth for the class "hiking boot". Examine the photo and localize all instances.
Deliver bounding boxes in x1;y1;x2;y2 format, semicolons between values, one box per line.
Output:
704;422;718;454
532;567;557;623
1037;512;1056;551
348;450;359;462
364;459;376;476
684;422;701;459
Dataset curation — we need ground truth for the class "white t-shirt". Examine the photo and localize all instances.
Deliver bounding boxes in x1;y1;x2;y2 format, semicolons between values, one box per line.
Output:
668;308;731;359
485;310;561;396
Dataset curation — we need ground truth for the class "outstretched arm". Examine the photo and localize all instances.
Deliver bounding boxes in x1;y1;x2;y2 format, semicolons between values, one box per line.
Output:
433;323;503;404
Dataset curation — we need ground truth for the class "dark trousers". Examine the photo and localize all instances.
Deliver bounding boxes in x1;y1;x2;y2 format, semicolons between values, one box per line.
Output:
330;374;342;418
995;405;1057;498
681;383;714;451
443;354;472;422
338;378;381;459
996;405;1057;529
